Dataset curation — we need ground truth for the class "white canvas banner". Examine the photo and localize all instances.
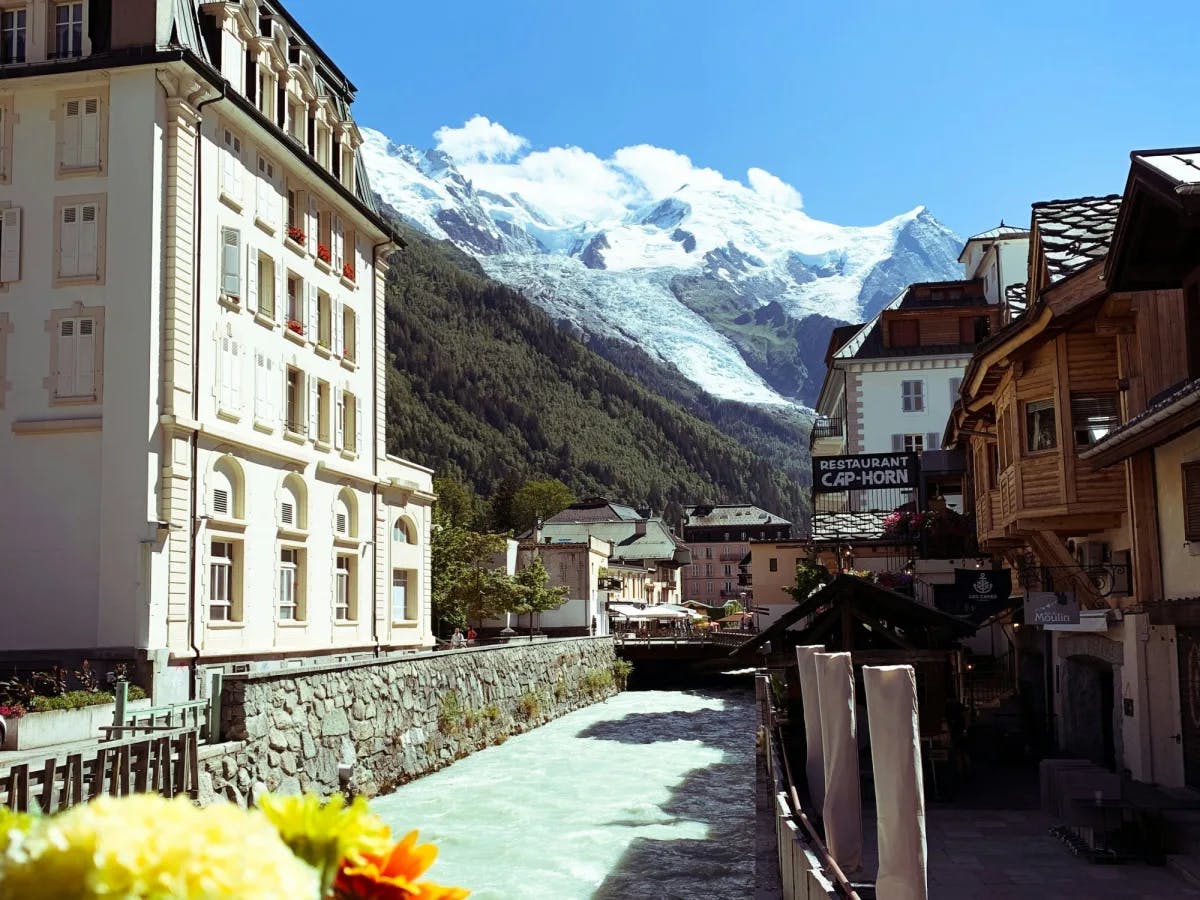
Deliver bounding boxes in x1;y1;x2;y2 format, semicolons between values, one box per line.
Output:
864;665;928;900
795;644;827;812
816;651;862;875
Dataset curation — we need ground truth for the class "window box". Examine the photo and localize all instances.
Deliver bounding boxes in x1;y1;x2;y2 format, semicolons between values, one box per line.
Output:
283;326;305;346
340;356;357;372
314;343;331;359
316;244;331;265
218;294;241;312
283;428;306;445
286;225;306;246
340;274;356;290
2;698;151;751
253;311;276;330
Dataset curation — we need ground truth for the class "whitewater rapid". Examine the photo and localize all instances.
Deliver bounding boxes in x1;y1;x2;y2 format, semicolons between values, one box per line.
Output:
371;686;756;899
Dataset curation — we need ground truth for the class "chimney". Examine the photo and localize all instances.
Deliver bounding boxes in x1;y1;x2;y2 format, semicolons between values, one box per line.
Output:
634;520;647;537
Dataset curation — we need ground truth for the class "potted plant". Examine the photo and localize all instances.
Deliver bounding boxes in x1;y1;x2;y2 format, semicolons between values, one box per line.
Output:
287;318;305;336
286;225;306;245
317;244;331;264
342;262;355;281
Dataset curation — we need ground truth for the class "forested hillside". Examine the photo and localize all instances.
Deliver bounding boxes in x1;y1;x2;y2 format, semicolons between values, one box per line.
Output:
383;227;811;524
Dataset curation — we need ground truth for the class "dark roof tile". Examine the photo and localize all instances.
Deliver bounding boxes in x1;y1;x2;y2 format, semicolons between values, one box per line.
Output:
1031;195;1121;283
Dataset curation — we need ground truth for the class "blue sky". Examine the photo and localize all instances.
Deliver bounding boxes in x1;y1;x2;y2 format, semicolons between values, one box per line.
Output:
287;0;1200;238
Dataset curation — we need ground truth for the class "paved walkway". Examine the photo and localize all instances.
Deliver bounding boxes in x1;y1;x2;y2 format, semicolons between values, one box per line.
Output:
862;807;1200;899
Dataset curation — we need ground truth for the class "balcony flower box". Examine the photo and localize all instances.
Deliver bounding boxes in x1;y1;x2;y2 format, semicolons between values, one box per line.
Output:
317;244;331;264
342;263;355;281
287;318;305;337
286;225;306;245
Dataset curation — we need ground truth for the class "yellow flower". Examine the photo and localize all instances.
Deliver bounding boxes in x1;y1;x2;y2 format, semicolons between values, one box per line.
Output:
0;808;33;854
0;794;317;900
334;830;470;900
258;792;392;893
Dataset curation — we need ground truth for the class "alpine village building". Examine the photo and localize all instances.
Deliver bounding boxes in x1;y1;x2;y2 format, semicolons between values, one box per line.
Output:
0;0;436;702
947;149;1200;789
679;504;791;610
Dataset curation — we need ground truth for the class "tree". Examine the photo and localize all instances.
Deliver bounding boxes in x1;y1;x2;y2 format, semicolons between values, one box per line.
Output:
431;526;512;634
432;476;481;529
785;555;834;604
508;557;569;637
510;479;575;535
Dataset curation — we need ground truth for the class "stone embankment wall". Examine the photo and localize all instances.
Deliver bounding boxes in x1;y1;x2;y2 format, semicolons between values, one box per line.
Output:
198;637;619;805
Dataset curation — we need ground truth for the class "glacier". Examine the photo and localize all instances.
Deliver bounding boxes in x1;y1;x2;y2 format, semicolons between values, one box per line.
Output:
359;123;963;408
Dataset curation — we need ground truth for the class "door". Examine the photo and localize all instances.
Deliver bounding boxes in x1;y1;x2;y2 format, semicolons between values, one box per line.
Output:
1176;628;1200;788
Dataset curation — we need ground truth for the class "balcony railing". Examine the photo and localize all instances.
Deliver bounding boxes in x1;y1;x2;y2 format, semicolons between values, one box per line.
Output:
810;416;844;445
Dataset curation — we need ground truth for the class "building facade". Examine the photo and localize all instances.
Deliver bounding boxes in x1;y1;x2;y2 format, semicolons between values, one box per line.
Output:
0;0;434;701
680;504;790;606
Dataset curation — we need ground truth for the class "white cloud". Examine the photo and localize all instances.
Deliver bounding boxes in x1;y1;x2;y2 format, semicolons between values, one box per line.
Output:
611;144;725;198
434;115;528;162
746;167;804;210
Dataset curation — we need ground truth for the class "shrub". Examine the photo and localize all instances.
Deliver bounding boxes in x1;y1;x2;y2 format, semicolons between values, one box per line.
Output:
28;687;145;713
0;703;26;719
581;669;614;697
611;659;633;689
517;691;542;721
437;692;465;734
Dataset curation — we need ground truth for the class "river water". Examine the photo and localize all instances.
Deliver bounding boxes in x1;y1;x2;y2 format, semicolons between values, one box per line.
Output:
372;685;756;900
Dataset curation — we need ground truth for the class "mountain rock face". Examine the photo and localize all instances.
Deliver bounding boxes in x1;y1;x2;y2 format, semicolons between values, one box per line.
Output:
362;126;964;408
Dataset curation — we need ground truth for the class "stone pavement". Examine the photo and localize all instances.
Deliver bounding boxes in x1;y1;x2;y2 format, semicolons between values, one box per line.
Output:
862;806;1200;900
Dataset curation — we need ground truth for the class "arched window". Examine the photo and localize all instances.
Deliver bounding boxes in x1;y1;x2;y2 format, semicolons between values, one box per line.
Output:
334;488;357;538
280;474;307;530
211;456;244;519
392;517;416;544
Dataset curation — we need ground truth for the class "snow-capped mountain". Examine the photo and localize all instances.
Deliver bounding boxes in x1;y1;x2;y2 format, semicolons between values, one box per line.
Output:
361;119;964;408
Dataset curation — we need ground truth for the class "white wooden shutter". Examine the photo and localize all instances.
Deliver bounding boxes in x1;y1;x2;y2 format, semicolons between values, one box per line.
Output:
353;310;361;365
274;259;284;323
354;394;362;454
256;156;269;222
221;130;236;198
334;299;343;356
307;195;318;254
275;356;285;425
306;282;317;333
332;215;343;271
892;434;904;452
335;391;344;449
308;375;319;438
0;207;20;283
949;377;962;405
246;248;258;313
355;240;366;285
213;334;223;400
78;204;98;277
56;319;77;397
219;337;235;410
62;100;81;168
231;340;243;410
79;98;100;167
926;432;940;451
59;205;79;276
221;228;240;297
254;351;267;419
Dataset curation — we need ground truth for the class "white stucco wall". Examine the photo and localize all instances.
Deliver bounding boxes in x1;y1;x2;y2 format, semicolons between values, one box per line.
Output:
853;358;970;455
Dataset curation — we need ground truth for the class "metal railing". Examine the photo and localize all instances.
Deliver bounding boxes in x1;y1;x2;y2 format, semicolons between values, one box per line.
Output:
104;673;222;745
810;417;845;443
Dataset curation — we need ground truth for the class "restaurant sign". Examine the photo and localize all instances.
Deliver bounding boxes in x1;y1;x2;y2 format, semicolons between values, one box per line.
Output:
1024;591;1081;626
812;452;919;493
947;568;1013;621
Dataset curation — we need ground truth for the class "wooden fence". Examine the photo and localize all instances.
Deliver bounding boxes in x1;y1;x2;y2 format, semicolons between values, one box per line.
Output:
1;726;201;813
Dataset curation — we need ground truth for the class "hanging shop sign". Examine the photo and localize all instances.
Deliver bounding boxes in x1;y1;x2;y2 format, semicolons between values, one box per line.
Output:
946;568;1014;621
812;452;919;493
1023;591;1081;626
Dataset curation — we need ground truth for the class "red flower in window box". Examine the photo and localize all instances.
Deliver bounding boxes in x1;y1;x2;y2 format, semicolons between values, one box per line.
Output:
343;347;353;360
287;225;306;245
317;244;331;264
287;318;305;336
342;262;355;281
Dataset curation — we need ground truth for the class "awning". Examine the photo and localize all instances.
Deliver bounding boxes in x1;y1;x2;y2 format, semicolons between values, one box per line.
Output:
608;604;688;619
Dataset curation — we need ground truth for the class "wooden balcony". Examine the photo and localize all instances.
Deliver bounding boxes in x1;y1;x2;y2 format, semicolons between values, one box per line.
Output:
990;453;1125;539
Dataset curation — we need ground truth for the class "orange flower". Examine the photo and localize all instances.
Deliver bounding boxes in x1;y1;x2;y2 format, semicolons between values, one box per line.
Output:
333;830;469;900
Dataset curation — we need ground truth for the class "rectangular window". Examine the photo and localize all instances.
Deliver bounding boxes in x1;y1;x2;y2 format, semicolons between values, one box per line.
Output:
279;548;298;620
342;307;356;362
1;8;26;63
53;314;100;401
316;379;331;444
285;367;305;434
338;390;360;453
0;207;20;282
889;318;919;347
220;227;240;299
317;291;332;349
220;127;243;204
769;558;778;572
60;96;100;170
1025;399;1057;453
392;570;416;621
209;540;236;621
335;555;354;621
1185;463;1200;543
58;201;99;278
1071;394;1120;447
949;377;962;405
286;273;304;332
54;2;83;58
256;152;277;227
901;380;924;412
216;334;242;414
257;252;275;319
891;433;923;453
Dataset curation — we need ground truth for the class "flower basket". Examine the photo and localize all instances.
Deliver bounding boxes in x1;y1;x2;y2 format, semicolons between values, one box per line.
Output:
287;225;306;245
317;244;331;264
287;318;305;336
342;262;356;281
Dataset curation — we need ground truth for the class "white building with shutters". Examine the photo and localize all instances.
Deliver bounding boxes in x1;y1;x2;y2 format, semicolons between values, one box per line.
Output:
0;0;436;701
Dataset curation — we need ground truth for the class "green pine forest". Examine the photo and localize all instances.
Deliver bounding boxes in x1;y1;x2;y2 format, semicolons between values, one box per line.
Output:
382;226;812;525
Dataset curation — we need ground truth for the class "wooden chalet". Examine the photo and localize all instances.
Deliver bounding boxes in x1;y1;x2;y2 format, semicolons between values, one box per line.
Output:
949;195;1129;608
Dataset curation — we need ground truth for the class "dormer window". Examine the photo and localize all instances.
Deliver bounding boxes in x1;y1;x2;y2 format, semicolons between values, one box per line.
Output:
1;8;26;64
54;2;84;59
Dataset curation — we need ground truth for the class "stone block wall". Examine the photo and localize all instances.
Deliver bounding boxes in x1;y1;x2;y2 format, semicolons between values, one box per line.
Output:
198;637;618;805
